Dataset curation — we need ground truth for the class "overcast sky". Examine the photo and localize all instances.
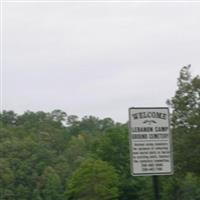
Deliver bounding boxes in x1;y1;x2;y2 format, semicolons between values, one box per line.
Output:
1;1;200;122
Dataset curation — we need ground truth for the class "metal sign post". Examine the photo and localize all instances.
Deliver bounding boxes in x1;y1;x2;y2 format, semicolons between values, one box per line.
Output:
152;176;160;200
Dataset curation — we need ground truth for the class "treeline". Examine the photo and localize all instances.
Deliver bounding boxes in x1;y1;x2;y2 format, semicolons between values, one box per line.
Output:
0;65;200;200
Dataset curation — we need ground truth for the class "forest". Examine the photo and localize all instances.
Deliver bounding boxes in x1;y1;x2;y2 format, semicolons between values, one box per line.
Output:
0;65;200;200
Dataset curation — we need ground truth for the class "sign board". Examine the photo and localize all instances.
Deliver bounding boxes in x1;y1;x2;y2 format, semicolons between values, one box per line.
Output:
128;107;173;176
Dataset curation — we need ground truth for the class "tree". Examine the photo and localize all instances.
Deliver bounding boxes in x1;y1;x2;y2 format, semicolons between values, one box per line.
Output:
0;110;17;127
50;110;67;123
66;158;120;200
167;65;200;175
67;115;115;136
162;65;200;200
40;166;63;200
168;65;200;129
180;172;200;200
161;172;200;200
64;134;89;173
92;125;129;175
92;125;153;200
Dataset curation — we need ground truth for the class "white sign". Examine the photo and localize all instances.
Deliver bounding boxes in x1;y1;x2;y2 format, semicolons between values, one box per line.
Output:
128;107;173;176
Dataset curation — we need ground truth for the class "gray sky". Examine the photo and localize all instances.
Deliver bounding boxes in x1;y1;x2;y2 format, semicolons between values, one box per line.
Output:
2;2;200;122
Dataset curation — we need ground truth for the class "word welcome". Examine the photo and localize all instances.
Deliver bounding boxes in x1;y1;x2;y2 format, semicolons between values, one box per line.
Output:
132;112;167;120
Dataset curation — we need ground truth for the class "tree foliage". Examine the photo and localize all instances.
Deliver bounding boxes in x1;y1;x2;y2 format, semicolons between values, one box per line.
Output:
0;65;199;200
66;158;120;200
167;65;200;175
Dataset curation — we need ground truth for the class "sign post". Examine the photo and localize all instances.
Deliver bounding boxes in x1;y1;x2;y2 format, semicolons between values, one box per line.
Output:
128;107;173;200
152;176;160;200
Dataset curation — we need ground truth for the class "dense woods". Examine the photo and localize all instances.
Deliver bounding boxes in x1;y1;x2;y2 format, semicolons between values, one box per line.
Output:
0;66;200;200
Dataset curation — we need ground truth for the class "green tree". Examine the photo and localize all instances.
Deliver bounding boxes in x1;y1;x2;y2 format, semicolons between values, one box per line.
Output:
0;110;17;127
93;125;129;172
64;134;88;172
49;109;67;125
93;125;153;200
181;172;200;200
40;166;63;200
67;115;115;136
167;65;200;175
162;65;200;200
66;158;120;200
32;189;43;200
162;173;200;200
15;184;29;200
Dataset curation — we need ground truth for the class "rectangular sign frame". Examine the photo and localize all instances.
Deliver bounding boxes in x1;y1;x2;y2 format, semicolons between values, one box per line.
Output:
128;107;173;176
